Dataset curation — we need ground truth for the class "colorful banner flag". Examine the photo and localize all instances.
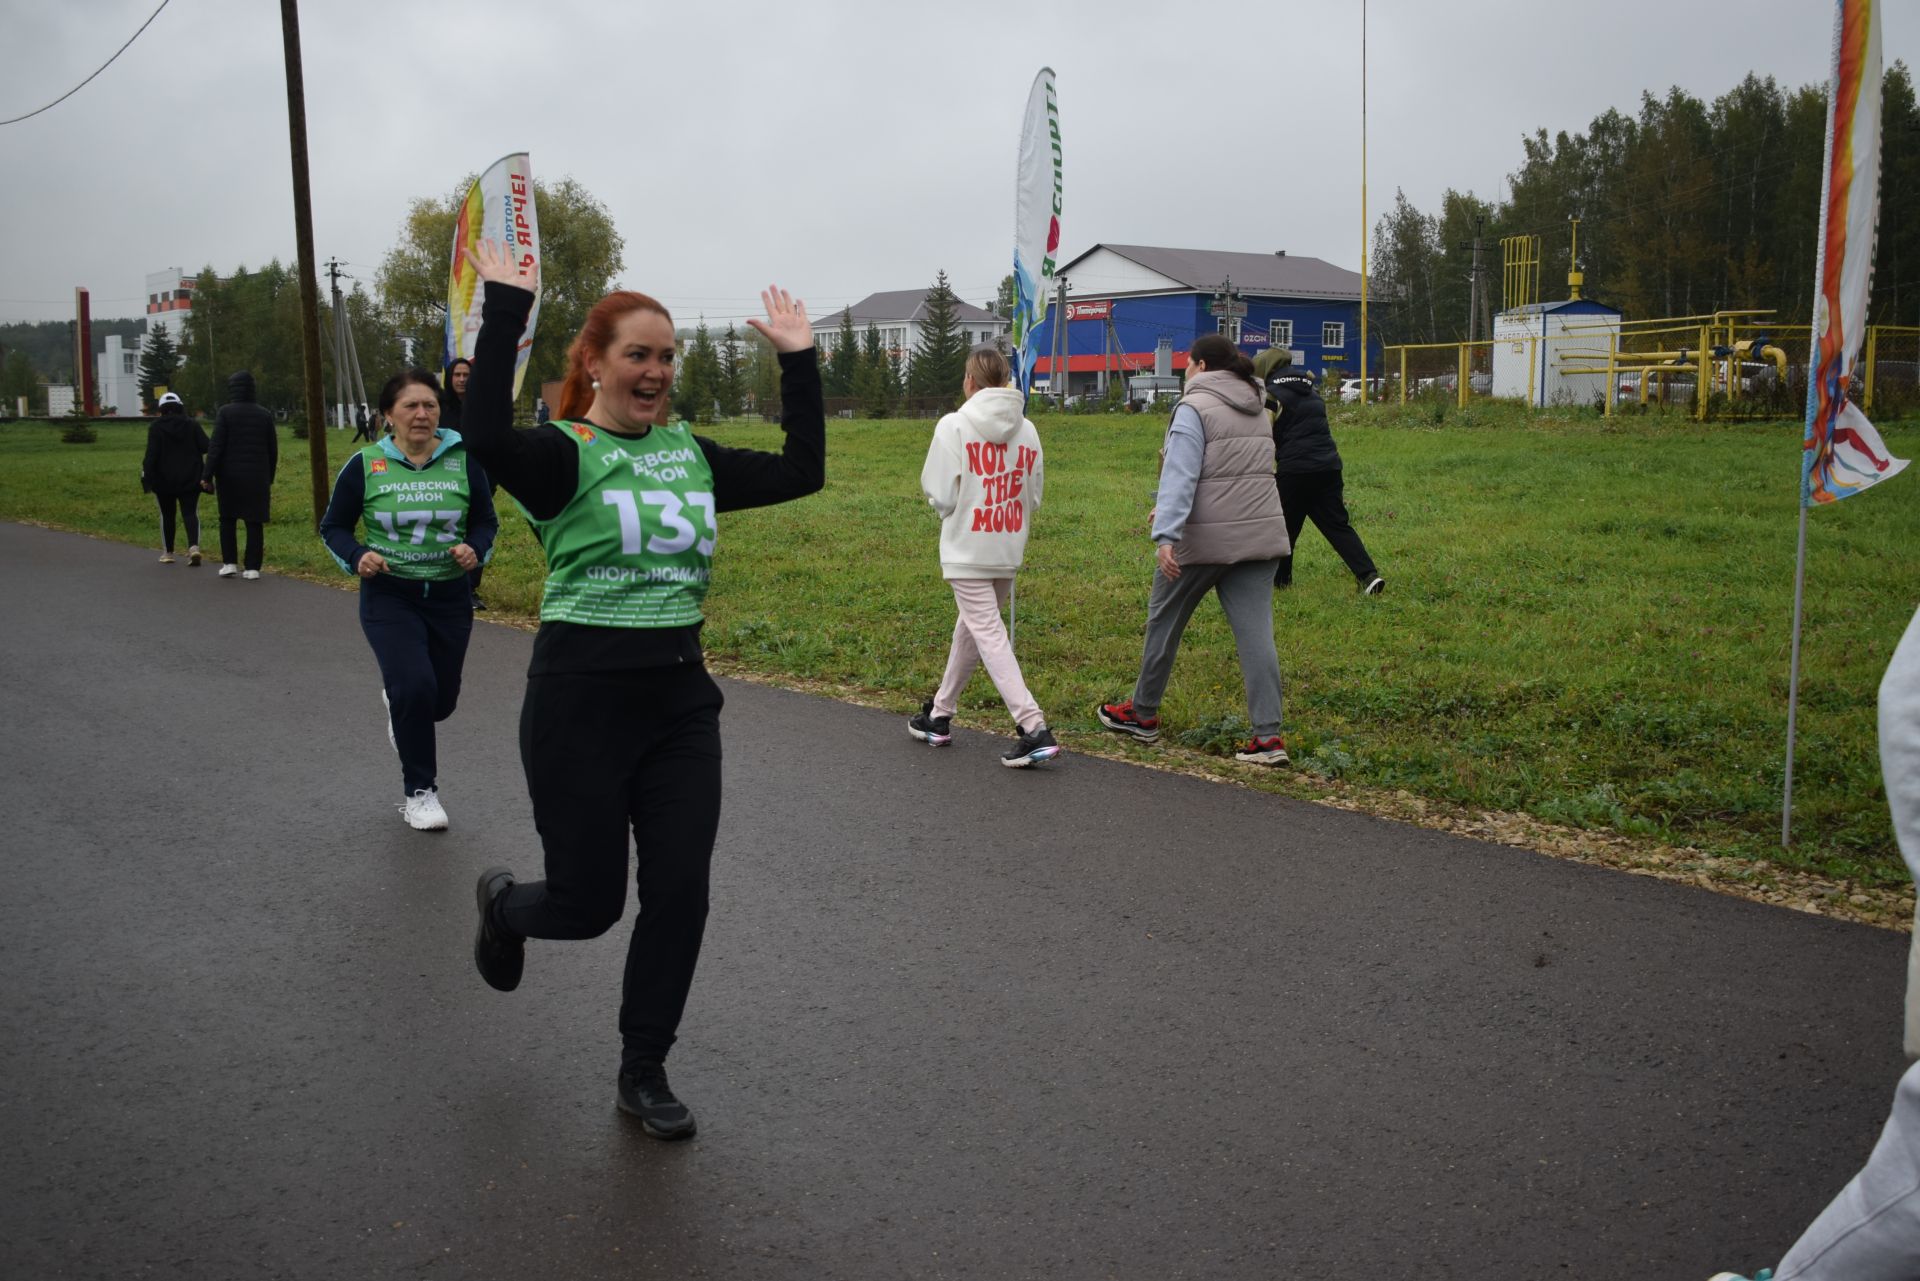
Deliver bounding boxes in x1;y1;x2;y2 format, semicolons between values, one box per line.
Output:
446;153;541;399
1803;0;1904;505
1011;69;1060;396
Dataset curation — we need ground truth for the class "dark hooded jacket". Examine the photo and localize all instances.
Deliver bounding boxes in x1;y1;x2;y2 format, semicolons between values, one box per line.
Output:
142;405;209;498
1264;366;1342;475
205;371;279;522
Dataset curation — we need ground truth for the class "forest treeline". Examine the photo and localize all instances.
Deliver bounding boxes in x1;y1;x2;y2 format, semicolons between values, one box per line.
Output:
1371;66;1920;345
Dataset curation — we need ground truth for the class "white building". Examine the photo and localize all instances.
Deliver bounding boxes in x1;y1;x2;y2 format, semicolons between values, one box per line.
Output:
1491;299;1622;407
98;334;142;415
811;289;1009;368
145;268;196;345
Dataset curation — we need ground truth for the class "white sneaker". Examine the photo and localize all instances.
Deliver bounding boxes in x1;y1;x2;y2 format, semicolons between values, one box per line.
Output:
241;569;261;580
186;545;202;567
400;788;448;831
158;552;175;564
218;563;238;578
381;691;397;755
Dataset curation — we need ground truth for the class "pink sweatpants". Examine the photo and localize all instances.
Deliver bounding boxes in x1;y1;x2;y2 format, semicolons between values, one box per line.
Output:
931;577;1044;734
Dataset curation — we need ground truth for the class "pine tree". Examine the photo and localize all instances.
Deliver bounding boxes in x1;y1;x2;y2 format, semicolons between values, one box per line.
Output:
716;323;745;419
673;320;720;424
742;330;780;417
858;323;895;419
0;349;40;415
826;306;860;398
907;270;967;401
992;273;1018;319
137;326;181;412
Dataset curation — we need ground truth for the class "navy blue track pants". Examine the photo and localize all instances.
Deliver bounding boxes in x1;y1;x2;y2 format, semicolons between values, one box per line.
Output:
359;573;474;795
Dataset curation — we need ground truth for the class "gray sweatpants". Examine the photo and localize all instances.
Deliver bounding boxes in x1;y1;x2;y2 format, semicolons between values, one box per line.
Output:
1772;1057;1920;1279
1129;558;1284;740
1768;603;1920;1279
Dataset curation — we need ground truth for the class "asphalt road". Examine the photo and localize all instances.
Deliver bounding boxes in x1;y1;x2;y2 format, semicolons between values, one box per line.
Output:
0;521;1907;1280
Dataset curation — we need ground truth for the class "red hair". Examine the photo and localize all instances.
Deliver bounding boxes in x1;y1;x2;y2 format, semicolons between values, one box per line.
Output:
557;290;675;420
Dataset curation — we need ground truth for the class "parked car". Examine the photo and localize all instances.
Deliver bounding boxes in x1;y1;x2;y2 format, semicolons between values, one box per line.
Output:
1337;378;1386;403
1426;372;1492;395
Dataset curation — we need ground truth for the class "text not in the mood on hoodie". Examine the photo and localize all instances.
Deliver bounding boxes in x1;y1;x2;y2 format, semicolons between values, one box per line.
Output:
966;441;1038;534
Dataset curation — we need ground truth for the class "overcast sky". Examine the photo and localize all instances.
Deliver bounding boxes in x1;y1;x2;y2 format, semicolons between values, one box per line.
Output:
3;0;1916;328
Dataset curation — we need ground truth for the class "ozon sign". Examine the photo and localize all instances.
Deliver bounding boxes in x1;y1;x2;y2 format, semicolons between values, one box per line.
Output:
1065;300;1111;321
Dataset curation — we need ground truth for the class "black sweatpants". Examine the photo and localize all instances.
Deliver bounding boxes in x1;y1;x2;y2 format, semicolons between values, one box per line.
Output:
155;492;201;553
359;574;474;794
497;664;724;1072
219;516;264;571
1276;470;1377;586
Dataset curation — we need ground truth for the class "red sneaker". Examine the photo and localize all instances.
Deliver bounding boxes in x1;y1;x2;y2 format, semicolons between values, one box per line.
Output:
1096;699;1160;743
1234;736;1289;766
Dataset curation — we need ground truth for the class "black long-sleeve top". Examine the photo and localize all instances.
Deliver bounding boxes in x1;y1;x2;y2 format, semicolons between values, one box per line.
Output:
317;444;498;576
462;282;826;673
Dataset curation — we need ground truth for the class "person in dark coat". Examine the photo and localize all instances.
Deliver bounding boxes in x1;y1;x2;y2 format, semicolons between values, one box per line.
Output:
203;370;279;580
443;358;493;609
141;392;209;565
1253;347;1384;595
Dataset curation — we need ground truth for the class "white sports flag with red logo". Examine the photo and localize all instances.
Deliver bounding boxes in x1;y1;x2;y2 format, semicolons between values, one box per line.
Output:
1011;69;1060;396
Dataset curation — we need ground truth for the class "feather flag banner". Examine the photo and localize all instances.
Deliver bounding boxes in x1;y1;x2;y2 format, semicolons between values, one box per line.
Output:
446;153;541;398
1011;69;1060;397
1803;0;1905;505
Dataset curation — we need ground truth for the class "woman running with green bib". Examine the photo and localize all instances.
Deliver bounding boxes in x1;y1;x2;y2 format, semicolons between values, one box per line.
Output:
458;240;824;1140
320;368;496;831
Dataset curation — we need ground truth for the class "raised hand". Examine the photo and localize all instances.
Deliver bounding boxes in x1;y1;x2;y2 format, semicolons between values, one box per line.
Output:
465;239;538;292
745;285;813;353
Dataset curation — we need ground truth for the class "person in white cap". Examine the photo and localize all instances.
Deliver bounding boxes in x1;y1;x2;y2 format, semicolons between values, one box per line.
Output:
141;393;208;565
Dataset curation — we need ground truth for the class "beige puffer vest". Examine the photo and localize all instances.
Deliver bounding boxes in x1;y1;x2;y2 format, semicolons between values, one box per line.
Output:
1174;370;1289;565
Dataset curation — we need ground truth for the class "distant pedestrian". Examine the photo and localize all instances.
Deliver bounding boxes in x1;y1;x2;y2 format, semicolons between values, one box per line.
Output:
534;396;549;425
1709;602;1920;1281
141;392;207;566
442;358;491;610
1252;347;1383;595
908;344;1058;767
320;368;496;831
203;370;278;580
352;404;375;443
1097;333;1292;766
440;357;470;429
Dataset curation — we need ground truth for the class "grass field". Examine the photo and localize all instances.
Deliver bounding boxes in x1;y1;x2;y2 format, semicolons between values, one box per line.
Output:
7;400;1918;887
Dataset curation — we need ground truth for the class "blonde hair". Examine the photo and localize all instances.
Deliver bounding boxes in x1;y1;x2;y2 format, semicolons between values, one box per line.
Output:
965;344;1010;390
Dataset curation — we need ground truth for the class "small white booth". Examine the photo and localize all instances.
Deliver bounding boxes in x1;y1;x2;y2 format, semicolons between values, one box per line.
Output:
1493;298;1622;407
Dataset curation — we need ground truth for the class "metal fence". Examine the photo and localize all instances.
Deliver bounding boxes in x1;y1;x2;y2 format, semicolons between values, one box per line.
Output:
1382;314;1920;421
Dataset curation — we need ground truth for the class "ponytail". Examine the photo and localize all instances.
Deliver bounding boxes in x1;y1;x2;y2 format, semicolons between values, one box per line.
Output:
1187;333;1259;387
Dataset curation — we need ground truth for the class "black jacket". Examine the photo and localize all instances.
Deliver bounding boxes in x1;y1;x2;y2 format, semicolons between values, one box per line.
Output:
1265;368;1342;474
205;371;280;522
142;411;209;497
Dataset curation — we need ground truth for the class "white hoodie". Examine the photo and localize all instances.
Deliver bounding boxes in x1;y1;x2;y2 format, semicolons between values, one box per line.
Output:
919;386;1044;580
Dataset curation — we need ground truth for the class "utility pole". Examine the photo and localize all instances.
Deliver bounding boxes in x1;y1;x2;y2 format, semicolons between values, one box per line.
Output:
326;257;346;430
279;0;329;530
1467;215;1484;345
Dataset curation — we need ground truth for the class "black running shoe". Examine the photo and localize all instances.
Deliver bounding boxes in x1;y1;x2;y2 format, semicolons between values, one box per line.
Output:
908;699;952;746
473;867;524;992
1361;575;1385;596
1002;725;1062;768
617;1061;698;1140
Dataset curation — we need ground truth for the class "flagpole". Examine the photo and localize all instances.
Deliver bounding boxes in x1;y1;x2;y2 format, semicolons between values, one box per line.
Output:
1358;0;1368;404
1782;499;1810;845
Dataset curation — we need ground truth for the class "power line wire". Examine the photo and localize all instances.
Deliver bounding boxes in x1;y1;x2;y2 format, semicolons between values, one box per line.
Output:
0;0;173;128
